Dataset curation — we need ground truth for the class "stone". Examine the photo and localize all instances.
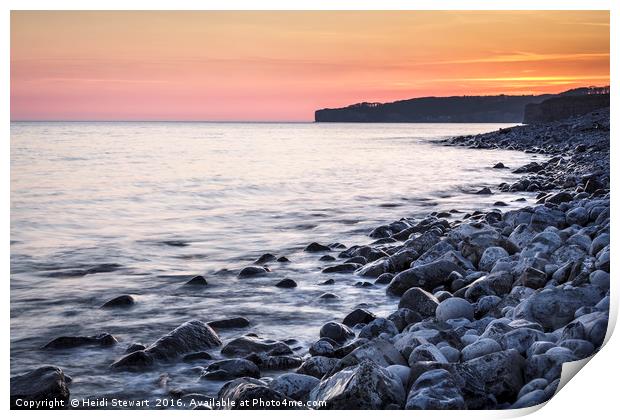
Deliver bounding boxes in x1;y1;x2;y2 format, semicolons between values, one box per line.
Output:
111;320;221;371
408;343;449;365
439;346;461;363
125;343;146;354
221;336;291;358
476;187;493;195
358;318;399;340
182;351;213;362
296;356;339;379
388;308;423;332
525;350;578;383
499;328;546;354
375;273;395;285
308;360;406;409
342;308;376;327
330;338;407;375
184;276;208;287
387;261;465;296
305;242;331;252
589;270;610;289
269;373;319;402
405;369;465;409
275;278;297;288
398;287;439;317
479;247;509;272
460;349;525;402
511;390;547;409
565;207;588;226
238;266;268;278
254;253;276;264
322;263;361;273
461;338;502;361
43;332;118;350
436;297;474;322
590;234;610;256
10;366;71;409
318;292;339;300
201;358;260;380
101;294;135;308
518;267;547;289
319;322;354;344
216;377;293;410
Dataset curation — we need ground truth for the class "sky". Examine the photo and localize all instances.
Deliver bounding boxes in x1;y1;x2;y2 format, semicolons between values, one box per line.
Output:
11;11;610;121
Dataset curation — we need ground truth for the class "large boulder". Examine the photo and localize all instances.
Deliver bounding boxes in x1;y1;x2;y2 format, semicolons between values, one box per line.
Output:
269;373;320;402
460;349;525;402
111;320;221;371
308;360;406;409
221;336;291;357
10;366;71;409
513;287;603;331
387;261;464;296
405;369;466;409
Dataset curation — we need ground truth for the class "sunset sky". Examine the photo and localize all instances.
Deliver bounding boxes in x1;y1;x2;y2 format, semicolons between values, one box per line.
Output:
11;11;609;121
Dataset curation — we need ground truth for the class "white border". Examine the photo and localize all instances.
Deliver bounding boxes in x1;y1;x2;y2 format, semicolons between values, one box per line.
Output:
3;2;616;419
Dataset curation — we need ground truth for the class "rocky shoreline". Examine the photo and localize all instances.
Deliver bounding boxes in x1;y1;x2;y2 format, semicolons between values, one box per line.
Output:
11;109;610;410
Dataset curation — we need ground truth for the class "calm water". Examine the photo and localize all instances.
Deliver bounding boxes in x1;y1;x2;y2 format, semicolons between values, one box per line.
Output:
11;122;541;402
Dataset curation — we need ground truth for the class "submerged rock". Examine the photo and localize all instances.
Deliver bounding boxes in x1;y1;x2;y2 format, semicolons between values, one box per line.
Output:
238;266;268;278
201;358;260;380
10;366;71;409
208;317;250;329
221;336;291;358
101;294;135;308
43;333;117;350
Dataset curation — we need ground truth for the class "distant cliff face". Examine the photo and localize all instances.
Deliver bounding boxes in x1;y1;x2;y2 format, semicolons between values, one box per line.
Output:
315;95;552;123
523;94;610;124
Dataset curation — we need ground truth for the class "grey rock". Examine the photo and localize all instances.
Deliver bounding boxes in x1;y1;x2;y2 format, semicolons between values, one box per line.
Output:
216;377;294;410
201;358;260;380
238;266;268;278
10;366;71;409
461;338;502;361
296;356;339;379
269;373;319;402
479;247;509;272
359;318;399;340
387;260;465;296
319;322;354;344
436;297;474;322
460;349;525;402
43;333;117;350
101;294;135;308
221;336;291;358
405;369;465;409
399;287;439;317
342;308;376;327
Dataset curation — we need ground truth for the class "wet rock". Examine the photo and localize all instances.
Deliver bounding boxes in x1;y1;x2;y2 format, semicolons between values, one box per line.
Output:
319;322;354;344
183;276;208;287
248;354;303;371
375;273;395;285
318;292;339;300
478;247;509;272
319;255;336;262
589;270;610;289
476;187;493;195
436;297;474;322
405;369;465;409
309;339;336;357
358;318;399;340
511;389;548;409
461;338;501;361
398;287;439;317
408;343;449;365
387;260;464;296
309;360;406;409
296;356;339;379
460;349;525;402
518;267;547;289
221;336;291;358
388;308;423;332
277;256;290;263
330;338;407;375
43;333;117;350
525;349;578;382
590;234;609;256
499;328;546;354
319;279;335;285
322;263;361;273
125;343;146;354
545;191;573;204
238;266;268;278
254;253;276;265
10;366;71;409
558;339;595;358
493;162;506;169
565;207;588;226
201;358;260;380
269;373;319;402
342;308;376;327
275;278;297;288
513;286;603;331
208;317;250;329
216;377;294;410
101;295;135;308
305;242;331;252
111;320;221;371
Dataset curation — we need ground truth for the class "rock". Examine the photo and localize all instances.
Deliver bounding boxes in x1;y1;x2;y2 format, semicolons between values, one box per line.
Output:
184;276;208;287
319;322;354;344
595;246;610;271
254;253;276;264
398;287;439;317
478;247;509;272
408;343;449;365
10;366;71;409
308;360;406;409
248;354;303;371
499;328;546;354
275;278;297;288
43;333;117;350
319;255;336;262
460;349;525;402
464;271;513;301
208;317;250;329
358;318;399;340
388;308;423;332
439;346;461;363
513;287;602;331
476;187;493;195
111;320;221;371
277;256;290;263
125;343;146;354
388;260;464;296
182;351;213;362
238;266;268;278
590;234;610;256
511;390;547;409
101;295;135;308
296;356;339;379
342;308;376;327
387;365;411;388
558;339;595;359
436;297;474;322
221;336;291;358
330;338;407;375
305;242;331;252
566;207;588;226
269;373;319;402
322;263;361;273
518;267;547;289
545;191;572;204
216;377;293;410
461;338;502;361
493;162;506;169
201;358;260;380
319;279;335;285
405;369;466;409
589;270;610;289
375;273;395;285
525;349;578;382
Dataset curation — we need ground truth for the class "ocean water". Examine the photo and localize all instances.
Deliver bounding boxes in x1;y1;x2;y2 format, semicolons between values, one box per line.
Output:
11;122;542;402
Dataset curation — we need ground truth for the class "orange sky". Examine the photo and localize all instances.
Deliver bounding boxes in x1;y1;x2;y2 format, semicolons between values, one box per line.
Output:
11;11;610;121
